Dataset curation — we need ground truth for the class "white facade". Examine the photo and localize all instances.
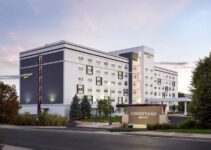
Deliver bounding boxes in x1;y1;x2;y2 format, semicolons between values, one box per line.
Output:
110;46;178;104
20;41;129;116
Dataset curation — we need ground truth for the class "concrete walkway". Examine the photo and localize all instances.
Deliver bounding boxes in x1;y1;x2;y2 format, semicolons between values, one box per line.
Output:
122;131;211;141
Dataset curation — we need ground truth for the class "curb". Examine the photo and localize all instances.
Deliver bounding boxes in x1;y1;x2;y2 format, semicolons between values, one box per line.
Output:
123;132;211;141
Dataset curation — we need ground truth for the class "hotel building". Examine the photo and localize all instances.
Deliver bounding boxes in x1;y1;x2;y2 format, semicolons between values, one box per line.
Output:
110;46;178;105
20;41;129;116
19;41;178;116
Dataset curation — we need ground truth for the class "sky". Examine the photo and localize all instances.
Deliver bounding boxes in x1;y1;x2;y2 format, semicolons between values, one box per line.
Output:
0;0;211;94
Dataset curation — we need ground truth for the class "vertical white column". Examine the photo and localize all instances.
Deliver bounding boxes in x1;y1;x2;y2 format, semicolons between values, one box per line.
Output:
184;101;187;116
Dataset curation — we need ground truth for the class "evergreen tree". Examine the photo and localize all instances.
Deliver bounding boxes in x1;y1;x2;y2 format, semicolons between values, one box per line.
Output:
69;95;81;121
81;96;91;119
0;82;19;123
190;53;211;128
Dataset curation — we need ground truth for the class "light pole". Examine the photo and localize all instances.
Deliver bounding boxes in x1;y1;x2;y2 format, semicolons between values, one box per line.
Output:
109;86;112;126
108;82;112;126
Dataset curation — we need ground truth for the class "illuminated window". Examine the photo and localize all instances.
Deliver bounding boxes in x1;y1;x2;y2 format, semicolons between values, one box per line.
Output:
86;65;93;75
118;97;123;104
118;71;123;79
77;85;84;94
96;77;102;86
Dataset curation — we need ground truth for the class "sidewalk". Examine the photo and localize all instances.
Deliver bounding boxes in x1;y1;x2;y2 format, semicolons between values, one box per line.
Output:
3;144;32;150
75;121;121;128
122;131;211;141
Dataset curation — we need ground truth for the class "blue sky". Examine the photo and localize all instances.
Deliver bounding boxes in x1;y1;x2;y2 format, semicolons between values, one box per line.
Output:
0;0;211;93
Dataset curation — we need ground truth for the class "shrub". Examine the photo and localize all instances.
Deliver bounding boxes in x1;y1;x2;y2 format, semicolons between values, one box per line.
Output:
15;112;68;126
147;123;176;130
15;113;37;125
178;119;198;129
81;96;91;119
38;112;68;126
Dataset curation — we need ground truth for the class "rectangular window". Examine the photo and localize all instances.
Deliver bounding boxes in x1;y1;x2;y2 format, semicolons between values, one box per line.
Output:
96;89;100;92
158;78;161;85
104;89;108;93
78;77;83;81
86;65;93;75
124;81;128;86
118;97;123;104
104;62;108;66
123;89;128;96
96;77;102;86
87;88;92;92
118;71;123;79
78;56;83;61
77;85;84;94
172;81;176;87
87;95;93;104
38;55;42;64
88;58;92;62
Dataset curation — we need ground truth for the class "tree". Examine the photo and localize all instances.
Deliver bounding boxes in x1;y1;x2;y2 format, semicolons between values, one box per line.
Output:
81;96;91;119
178;92;185;112
190;53;211;128
97;99;111;117
0;82;19;123
69;95;81;121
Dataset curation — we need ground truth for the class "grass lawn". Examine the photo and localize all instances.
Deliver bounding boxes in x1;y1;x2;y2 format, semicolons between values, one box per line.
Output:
158;129;211;134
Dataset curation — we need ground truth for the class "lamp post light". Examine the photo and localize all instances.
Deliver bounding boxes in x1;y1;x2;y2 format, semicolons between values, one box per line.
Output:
108;82;112;126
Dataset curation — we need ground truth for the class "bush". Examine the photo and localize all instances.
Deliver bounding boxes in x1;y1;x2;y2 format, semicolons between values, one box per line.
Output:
82;116;122;123
147;123;176;130
38;112;68;126
15;113;37;125
15;112;68;126
178;119;199;129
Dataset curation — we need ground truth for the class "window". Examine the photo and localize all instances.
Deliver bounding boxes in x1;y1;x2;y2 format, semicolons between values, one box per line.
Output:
96;70;101;74
111;72;115;76
165;86;168;92
39;66;43;75
104;89;108;93
118;65;122;69
88;58;92;62
111;90;115;94
39;76;43;85
111;81;115;85
123;89;128;96
77;85;84;94
96;77;102;86
158;78;161;85
118;82;122;85
125;65;128;70
118;97;123;104
86;65;93;75
78;56;83;61
154;92;157;96
96;89;100;92
118;71;123;79
172;81;176;87
124;73;128;78
104;80;108;84
124;81;128;86
172;93;175;98
87;88;92;92
38;55;43;64
104;62;108;66
78;77;83;81
87;96;93;104
118;91;122;94
104;71;108;75
78;66;83;71
87;78;92;82
96;60;101;64
111;64;115;67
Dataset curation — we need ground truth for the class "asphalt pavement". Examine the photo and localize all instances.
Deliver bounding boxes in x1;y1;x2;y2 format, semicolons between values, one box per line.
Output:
0;126;211;150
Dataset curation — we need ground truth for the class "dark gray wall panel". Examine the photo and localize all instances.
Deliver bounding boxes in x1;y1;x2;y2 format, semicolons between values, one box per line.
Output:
20;56;38;68
43;51;63;64
20;67;38;104
42;62;63;104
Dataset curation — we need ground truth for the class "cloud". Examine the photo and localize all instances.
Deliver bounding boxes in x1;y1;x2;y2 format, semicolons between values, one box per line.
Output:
0;45;23;69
